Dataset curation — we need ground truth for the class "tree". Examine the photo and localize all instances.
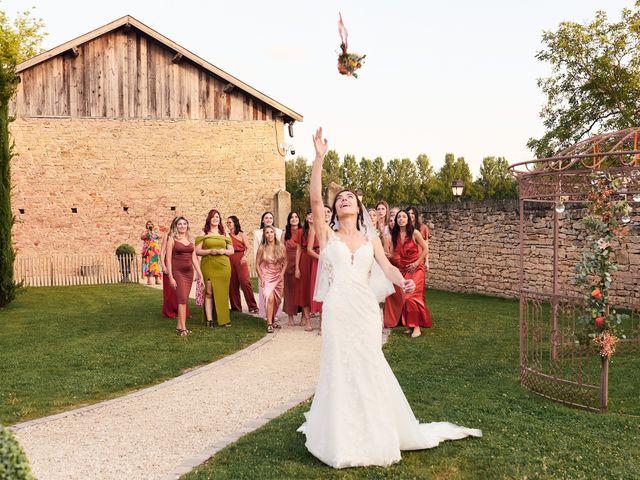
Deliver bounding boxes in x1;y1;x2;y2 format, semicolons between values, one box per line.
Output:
0;6;45;306
340;154;359;191
383;158;419;205
528;4;640;158
415;153;436;203
321;149;342;196
435;153;476;202
476;156;518;199
285;156;310;215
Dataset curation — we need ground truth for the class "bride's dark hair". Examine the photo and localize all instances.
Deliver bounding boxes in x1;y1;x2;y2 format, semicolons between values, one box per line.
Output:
329;189;367;235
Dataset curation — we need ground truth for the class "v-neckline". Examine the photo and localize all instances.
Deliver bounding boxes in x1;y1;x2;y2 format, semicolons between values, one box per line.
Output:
333;233;370;256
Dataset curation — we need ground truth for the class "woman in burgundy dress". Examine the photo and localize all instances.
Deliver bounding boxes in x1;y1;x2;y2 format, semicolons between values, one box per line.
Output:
390;210;431;338
296;210;314;331
166;217;202;336
227;215;258;313
160;217;187;318
283;212;302;326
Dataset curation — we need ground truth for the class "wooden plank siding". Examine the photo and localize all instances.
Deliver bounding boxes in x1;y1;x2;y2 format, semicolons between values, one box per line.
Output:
14;27;280;122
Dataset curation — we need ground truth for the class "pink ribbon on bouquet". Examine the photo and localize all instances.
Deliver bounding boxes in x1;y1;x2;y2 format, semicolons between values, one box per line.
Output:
338;12;348;50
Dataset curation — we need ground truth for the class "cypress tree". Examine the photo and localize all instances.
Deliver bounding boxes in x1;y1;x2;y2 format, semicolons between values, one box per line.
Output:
0;8;45;306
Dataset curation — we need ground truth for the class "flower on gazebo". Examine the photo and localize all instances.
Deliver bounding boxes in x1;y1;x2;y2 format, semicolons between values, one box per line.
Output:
571;173;631;358
337;13;366;78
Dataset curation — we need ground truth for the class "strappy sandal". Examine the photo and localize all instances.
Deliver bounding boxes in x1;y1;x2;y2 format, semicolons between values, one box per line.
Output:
267;324;274;333
206;320;214;328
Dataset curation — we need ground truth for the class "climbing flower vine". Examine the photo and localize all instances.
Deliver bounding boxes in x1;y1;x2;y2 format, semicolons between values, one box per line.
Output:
571;173;633;358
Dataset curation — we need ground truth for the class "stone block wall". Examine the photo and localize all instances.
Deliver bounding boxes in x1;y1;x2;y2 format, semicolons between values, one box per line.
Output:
420;199;639;309
10;117;289;260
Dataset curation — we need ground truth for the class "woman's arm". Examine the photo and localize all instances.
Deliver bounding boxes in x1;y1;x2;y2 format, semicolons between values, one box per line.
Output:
310;128;331;247
406;231;428;274
195;233;212;257
191;247;202;282
256;246;264;287
159;233;169;272
281;255;287;280
307;229;320;260
140;231;148;241
241;232;250;264
221;238;234;256
166;238;177;288
372;237;414;293
295;243;302;279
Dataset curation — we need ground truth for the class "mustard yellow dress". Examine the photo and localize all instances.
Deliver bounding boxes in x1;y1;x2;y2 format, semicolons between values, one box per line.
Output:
196;235;232;326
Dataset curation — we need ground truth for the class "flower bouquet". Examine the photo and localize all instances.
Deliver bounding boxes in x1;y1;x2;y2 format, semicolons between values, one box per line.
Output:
337;13;366;78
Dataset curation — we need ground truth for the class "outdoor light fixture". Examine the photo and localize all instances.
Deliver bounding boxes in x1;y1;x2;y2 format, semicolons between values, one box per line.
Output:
356;189;364;203
451;180;464;200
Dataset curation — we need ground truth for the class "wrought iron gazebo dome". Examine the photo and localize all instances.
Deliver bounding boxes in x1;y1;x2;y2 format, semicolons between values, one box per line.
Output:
509;127;640;203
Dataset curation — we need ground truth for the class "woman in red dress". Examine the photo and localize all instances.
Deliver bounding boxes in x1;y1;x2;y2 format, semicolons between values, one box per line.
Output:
390;209;431;338
307;206;332;333
383;208;404;328
407;206;431;270
226;215;258;313
283;212;302;326
296;211;314;331
166;217;202;336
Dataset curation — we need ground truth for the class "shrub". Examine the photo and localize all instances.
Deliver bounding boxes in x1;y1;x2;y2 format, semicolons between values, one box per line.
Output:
0;425;34;480
115;244;135;257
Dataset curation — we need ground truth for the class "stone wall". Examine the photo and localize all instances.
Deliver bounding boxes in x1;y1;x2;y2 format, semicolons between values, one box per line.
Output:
420;200;640;308
10;117;289;260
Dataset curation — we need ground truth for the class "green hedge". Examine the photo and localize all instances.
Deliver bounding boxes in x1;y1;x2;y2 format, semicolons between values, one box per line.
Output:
0;425;34;480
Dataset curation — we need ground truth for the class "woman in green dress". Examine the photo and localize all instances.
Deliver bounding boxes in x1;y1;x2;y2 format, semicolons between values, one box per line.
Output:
196;209;234;327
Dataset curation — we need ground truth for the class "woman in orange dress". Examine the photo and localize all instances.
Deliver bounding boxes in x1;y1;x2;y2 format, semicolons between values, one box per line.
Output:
227;215;258;313
296;211;314;331
283;212;302;326
390;209;431;338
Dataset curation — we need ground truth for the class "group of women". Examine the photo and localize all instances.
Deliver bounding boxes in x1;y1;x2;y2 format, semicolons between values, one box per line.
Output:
140;200;432;337
250;200;433;337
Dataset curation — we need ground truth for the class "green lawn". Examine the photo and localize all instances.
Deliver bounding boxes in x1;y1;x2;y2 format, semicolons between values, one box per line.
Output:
0;284;265;425
184;290;640;480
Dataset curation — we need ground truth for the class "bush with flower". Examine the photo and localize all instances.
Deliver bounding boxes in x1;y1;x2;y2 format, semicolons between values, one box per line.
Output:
571;173;631;358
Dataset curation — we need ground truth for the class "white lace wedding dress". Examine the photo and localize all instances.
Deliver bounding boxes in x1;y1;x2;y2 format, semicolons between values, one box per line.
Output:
297;235;482;468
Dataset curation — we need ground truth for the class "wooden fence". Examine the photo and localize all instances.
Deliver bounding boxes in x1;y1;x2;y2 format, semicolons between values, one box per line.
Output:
14;254;140;287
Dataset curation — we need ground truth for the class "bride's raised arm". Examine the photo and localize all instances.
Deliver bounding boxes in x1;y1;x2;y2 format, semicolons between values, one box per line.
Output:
310;127;331;248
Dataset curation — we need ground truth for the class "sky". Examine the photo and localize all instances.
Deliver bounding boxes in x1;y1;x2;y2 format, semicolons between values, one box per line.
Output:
4;0;634;175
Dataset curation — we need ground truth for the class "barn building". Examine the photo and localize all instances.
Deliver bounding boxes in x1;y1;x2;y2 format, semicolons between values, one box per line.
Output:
10;15;302;267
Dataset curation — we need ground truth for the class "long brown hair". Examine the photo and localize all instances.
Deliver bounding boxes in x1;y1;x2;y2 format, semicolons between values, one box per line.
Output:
203;209;225;235
260;225;285;262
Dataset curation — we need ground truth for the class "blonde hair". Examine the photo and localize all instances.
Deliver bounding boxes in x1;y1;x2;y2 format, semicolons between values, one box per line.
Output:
172;216;193;242
261;225;285;262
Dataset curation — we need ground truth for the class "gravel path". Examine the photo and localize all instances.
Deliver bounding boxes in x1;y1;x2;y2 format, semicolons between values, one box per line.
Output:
12;322;323;480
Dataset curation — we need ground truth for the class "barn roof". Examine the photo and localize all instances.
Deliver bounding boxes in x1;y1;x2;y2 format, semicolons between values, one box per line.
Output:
16;15;303;123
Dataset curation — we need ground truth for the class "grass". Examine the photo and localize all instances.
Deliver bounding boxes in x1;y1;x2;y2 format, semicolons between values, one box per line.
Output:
0;284;265;425
184;290;640;480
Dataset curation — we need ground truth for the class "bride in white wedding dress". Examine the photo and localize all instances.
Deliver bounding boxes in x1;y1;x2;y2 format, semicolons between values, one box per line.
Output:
297;128;482;469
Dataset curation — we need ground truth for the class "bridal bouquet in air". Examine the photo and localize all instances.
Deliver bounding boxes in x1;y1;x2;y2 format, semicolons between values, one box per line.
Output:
337;13;366;78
